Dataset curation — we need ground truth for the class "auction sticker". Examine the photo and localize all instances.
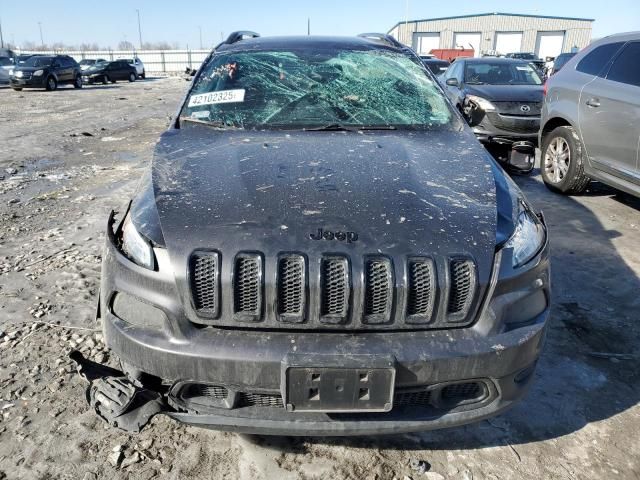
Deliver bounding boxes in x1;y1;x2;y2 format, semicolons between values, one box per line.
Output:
188;89;246;107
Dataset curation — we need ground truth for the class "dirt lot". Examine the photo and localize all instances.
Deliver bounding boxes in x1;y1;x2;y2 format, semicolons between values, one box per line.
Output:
0;78;639;480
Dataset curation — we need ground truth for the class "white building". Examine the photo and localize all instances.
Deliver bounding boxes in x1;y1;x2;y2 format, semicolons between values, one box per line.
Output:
388;12;594;59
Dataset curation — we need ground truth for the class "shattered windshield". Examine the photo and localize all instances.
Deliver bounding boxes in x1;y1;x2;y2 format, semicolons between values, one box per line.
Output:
180;48;456;130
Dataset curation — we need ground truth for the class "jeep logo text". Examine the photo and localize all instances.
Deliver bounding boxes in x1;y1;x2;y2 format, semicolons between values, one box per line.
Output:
309;228;358;243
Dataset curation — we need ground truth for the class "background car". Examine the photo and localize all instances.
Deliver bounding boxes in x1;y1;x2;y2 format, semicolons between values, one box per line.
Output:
506;52;545;72
551;52;577;75
82;60;138;84
122;57;145;78
540;32;640;197
421;57;450;76
442;57;544;171
79;58;107;71
0;56;14;85
9;54;82;91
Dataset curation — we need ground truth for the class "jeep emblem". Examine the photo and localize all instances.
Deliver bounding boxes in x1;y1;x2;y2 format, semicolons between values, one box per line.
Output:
309;228;358;243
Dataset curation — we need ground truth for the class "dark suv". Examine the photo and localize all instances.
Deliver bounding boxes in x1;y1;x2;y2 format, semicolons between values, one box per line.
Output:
10;54;82;91
88;32;550;435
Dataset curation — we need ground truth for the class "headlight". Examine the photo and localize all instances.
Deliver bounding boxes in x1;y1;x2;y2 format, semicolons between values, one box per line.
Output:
504;201;545;267
33;69;44;76
9;69;14;76
466;95;496;112
121;215;155;270
16;70;23;78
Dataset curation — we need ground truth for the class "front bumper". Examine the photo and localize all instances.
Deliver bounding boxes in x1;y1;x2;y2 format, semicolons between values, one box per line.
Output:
471;112;540;145
100;214;550;435
10;76;46;88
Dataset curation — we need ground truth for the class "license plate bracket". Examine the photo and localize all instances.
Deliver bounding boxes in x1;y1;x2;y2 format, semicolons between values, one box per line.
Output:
282;354;395;413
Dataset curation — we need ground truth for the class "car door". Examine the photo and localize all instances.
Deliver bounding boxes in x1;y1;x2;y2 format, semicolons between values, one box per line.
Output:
61;57;74;82
443;61;464;106
114;62;125;80
578;41;639;178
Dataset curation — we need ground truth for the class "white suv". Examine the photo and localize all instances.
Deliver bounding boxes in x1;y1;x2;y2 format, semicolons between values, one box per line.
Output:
125;57;145;79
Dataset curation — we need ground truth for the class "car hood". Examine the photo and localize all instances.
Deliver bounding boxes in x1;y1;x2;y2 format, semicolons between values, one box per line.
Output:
134;124;506;312
463;84;544;103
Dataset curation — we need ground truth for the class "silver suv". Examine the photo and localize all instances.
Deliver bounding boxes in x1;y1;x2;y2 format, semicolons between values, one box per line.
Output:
540;32;640;197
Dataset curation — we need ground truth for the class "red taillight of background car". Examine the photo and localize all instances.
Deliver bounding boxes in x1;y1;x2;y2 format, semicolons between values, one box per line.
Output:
543;82;548;97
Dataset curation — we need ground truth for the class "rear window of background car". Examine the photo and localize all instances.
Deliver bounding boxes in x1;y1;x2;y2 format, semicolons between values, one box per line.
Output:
606;42;640;87
576;42;625;76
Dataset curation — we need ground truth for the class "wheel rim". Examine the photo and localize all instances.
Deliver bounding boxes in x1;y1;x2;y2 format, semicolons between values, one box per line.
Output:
544;137;570;184
48;78;55;89
130;73;135;81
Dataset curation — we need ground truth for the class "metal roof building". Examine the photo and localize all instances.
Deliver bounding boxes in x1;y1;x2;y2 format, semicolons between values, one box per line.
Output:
388;12;594;59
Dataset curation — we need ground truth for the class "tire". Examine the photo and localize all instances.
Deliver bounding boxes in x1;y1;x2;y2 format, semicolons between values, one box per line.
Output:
541;126;591;194
128;72;136;82
45;76;57;91
141;70;146;79
102;75;109;85
74;76;83;89
111;78;116;84
12;87;23;91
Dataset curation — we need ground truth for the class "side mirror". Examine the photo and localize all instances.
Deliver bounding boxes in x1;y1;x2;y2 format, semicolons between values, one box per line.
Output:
445;78;459;87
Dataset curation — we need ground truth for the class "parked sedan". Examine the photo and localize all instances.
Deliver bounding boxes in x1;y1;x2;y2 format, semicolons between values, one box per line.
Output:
540;32;639;197
421;58;449;76
79;58;107;71
82;60;138;84
442;58;544;171
10;55;82;91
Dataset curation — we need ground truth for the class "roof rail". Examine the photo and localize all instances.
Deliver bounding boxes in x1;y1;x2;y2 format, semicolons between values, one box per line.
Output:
224;31;260;45
357;33;404;49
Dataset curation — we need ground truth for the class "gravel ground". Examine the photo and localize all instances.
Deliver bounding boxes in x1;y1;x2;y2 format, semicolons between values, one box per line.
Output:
0;78;639;480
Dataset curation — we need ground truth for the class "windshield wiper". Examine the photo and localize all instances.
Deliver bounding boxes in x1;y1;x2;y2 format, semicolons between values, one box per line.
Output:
180;117;240;129
304;124;397;132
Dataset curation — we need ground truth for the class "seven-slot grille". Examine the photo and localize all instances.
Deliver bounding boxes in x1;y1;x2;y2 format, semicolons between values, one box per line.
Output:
277;255;306;323
320;256;350;323
363;257;394;324
447;259;477;320
406;258;436;323
233;253;263;321
188;252;479;329
189;251;220;318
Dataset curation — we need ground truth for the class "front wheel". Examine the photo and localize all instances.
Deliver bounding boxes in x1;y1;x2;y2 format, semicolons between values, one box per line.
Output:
74;76;83;89
541;126;590;194
128;72;136;82
45;76;57;91
141;70;146;79
102;75;110;85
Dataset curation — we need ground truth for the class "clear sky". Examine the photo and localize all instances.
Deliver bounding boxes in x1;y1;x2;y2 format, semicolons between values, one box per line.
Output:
1;0;638;49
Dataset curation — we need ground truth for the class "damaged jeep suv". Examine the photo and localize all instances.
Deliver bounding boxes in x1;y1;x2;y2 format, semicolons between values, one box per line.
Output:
95;32;550;435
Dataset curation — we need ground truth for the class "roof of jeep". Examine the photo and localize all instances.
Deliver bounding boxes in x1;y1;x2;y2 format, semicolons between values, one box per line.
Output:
215;35;401;53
